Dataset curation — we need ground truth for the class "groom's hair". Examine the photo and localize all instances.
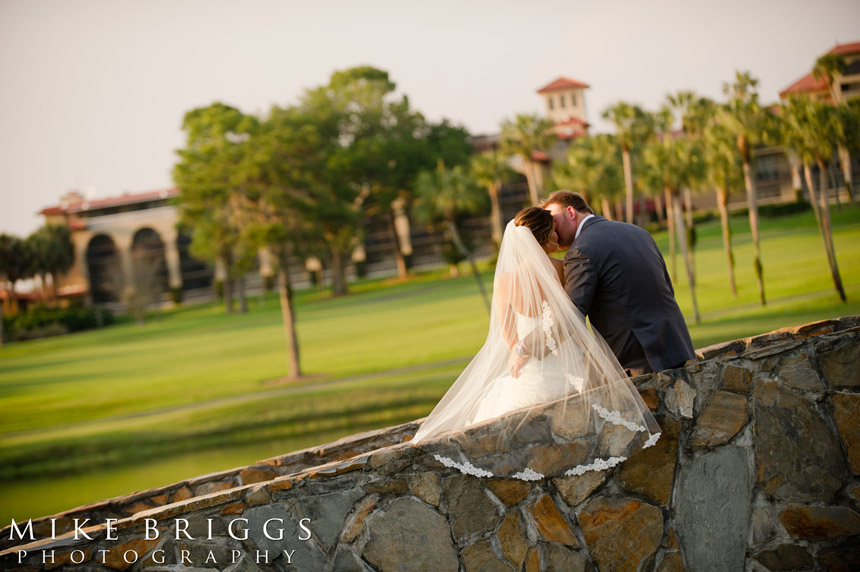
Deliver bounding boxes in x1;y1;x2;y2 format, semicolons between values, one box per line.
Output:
540;190;594;214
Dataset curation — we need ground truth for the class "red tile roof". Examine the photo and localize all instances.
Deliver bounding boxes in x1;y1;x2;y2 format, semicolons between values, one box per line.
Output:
537;77;589;94
829;41;860;56
779;41;860;98
779;72;828;98
554;117;589;127
39;188;179;216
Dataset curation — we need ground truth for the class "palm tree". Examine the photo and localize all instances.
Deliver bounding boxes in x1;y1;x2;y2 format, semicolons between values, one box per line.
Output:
780;97;846;302
413;162;491;311
471;151;515;249
0;234;33;314
27;224;75;305
813;53;853;202
703;110;744;297
722;71;770;306
552;134;624;219
602;102;653;224
500;114;556;206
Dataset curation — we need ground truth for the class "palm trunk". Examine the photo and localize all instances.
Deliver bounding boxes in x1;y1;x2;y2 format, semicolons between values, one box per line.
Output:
0;296;5;345
388;214;409;279
665;187;676;283
716;188;737;297
673;190;700;323
448;220;490;312
817;159;847;302
741;150;765;306
654;194;664;226
237;275;248;314
683;188;696;278
803;162;823;230
614;201;624;222
838;145;854;202
622;147;634;224
828;160;842;209
601;197;613;221
489;185;504;249
278;261;302;379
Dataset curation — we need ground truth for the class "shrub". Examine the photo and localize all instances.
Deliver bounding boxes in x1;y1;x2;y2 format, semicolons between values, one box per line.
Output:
2;304;113;342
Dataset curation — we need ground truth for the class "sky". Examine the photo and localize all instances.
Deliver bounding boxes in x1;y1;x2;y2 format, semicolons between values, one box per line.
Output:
1;0;859;237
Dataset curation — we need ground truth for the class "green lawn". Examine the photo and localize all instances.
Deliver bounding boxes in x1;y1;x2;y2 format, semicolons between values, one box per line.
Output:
1;203;859;522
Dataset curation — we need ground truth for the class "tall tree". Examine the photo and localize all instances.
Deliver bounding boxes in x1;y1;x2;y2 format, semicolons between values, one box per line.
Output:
722;71;771;306
780;96;847;302
641;123;705;323
552;134;624;220
27;224;75;305
471;150;515;249
413;162;491;311
813;53;853;200
500;114;556;206
602;102;654;224
173;102;259;313
287;66;399;296
703;109;744;297
0;234;33;313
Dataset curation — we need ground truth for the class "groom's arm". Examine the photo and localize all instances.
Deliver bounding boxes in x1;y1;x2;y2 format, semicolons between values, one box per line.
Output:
564;247;596;318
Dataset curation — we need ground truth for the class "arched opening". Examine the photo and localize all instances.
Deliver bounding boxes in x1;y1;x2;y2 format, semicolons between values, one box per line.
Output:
86;235;120;303
130;228;169;302
177;231;213;292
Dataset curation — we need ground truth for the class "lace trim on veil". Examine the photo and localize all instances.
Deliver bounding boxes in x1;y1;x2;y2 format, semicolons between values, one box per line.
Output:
433;405;661;481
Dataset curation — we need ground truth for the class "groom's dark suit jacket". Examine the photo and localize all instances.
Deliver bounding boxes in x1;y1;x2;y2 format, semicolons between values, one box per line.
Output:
563;216;695;373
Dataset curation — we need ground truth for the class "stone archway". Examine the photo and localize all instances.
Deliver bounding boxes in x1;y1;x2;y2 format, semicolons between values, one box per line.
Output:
86;235;121;303
130;228;169;302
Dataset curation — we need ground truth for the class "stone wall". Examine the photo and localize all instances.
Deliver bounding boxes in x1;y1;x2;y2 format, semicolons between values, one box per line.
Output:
2;316;859;571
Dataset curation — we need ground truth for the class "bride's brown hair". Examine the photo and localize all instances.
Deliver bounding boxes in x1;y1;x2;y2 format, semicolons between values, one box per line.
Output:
514;207;554;246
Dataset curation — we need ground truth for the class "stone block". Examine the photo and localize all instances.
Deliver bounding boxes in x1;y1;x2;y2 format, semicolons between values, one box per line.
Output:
529;493;578;547
408;472;441;506
675;447;752;572
722;363;753;393
239;466;278;485
486;479;530;507
289;489;364;551
753;544;813;571
442;474;500;542
553;470;608;508
461;539;515;572
101;537;161;571
362;497;458;572
769;352;823;391
618;417;680;506
524;548;540;572
816;540;860;572
664;379;696;419
340;496;377;544
656;551;684;572
690;391;747;450
779;504;860;539
332;547;372;572
497;511;528;569
831;392;860;474
817;334;860;388
544;543;589;572
754;381;845;502
579;496;662;572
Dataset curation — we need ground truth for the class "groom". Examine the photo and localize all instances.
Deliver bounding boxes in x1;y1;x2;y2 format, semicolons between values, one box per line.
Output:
541;190;695;375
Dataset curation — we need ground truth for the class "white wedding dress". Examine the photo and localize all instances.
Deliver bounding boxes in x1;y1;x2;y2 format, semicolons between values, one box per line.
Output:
411;220;660;481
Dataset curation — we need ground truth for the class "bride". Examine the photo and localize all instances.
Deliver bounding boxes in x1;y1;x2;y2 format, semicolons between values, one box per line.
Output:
411;207;661;481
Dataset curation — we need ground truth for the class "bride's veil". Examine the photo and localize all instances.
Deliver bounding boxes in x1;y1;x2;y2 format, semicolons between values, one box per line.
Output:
411;220;661;481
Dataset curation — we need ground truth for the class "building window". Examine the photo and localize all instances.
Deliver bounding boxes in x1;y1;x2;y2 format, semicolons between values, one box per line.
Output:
560;95;566;108
572;93;578;106
548;97;554;110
